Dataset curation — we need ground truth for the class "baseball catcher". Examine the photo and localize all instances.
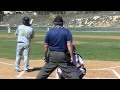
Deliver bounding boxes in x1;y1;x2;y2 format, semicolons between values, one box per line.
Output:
56;45;86;79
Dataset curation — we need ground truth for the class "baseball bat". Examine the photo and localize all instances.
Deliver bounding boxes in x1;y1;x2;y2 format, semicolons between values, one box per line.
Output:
30;19;33;25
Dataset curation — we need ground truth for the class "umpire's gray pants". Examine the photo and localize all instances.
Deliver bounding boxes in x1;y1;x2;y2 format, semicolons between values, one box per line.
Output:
36;51;79;79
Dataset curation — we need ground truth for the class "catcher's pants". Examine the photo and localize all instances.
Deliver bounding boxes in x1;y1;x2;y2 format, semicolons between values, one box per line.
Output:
36;51;79;79
15;42;30;71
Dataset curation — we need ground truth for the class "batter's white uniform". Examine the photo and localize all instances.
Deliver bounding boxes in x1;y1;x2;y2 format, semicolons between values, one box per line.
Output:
15;24;34;71
56;53;86;79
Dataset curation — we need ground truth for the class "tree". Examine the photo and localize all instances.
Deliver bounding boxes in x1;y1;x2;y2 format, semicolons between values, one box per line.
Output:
0;11;4;22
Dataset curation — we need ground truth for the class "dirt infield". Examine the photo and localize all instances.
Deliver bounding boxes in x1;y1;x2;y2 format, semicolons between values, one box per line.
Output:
1;58;120;79
1;34;120;40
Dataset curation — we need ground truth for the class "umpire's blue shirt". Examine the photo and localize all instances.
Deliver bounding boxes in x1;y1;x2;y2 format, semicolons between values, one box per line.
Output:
44;25;73;52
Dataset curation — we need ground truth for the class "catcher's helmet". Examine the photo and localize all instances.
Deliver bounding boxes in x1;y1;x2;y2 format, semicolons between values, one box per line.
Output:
22;16;30;25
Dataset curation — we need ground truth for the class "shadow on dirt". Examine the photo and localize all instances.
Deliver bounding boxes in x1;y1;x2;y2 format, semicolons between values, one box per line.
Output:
31;67;42;71
22;67;43;72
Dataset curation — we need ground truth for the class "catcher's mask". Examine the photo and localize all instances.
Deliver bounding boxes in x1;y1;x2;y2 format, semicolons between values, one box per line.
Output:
53;16;64;25
22;16;30;26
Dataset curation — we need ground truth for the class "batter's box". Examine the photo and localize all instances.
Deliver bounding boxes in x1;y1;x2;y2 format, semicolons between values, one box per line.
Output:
85;70;118;79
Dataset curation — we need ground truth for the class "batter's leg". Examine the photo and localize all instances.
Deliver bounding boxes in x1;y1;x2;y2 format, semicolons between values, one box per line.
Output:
15;44;23;70
23;44;30;71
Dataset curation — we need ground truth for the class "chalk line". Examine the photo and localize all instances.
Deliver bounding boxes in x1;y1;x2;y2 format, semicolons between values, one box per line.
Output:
111;70;120;79
18;76;57;79
16;71;25;78
0;61;14;66
1;60;120;79
87;66;120;70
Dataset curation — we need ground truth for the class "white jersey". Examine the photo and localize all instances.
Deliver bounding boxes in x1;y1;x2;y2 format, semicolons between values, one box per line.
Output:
73;53;83;66
15;25;34;44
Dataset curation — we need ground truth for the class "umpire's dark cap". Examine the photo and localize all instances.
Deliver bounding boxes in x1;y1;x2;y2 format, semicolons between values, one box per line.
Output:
53;16;64;24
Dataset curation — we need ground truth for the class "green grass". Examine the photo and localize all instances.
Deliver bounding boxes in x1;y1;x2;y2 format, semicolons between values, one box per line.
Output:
0;29;120;61
71;31;120;36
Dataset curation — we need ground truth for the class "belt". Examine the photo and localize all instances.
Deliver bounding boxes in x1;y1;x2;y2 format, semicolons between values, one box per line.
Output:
18;42;24;43
51;51;68;53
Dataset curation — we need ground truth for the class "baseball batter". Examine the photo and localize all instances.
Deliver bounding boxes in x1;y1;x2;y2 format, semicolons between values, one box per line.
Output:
56;45;86;79
15;16;34;72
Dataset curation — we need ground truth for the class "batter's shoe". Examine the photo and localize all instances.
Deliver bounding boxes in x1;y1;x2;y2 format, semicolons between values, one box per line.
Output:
15;69;21;72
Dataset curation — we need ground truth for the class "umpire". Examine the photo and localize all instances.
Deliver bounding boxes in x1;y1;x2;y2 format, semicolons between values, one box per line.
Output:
36;16;79;79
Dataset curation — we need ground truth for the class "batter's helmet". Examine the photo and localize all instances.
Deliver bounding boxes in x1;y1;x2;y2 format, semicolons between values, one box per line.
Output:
22;16;30;26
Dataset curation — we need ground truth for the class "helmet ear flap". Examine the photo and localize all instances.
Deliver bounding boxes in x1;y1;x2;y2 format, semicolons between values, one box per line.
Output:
22;19;26;23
